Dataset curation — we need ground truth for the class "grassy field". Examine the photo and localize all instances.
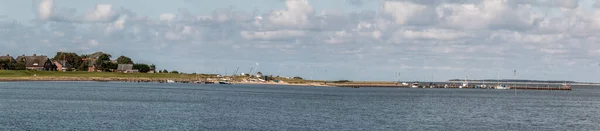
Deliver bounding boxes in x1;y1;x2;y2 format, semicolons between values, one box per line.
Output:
0;70;315;82
0;70;214;79
0;70;394;84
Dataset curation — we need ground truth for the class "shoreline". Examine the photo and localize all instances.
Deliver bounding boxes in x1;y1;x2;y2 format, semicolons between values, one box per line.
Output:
1;77;599;87
0;77;334;87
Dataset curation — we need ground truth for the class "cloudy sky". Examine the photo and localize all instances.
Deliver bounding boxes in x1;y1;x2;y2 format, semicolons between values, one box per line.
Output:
1;0;600;82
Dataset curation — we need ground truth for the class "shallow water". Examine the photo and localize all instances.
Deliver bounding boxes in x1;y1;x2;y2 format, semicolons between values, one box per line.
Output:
1;82;599;130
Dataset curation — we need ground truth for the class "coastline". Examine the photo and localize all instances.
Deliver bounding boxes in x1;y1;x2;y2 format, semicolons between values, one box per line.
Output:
1;76;598;88
0;76;334;87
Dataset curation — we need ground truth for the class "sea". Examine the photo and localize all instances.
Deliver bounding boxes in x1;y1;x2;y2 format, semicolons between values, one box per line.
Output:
0;82;599;130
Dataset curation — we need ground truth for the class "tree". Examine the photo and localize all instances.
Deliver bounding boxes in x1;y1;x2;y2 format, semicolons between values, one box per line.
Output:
14;61;25;70
78;61;89;71
52;52;83;70
116;56;134;64
95;54;111;71
133;64;150;73
106;62;118;72
170;70;179;74
293;76;303;80
0;59;10;70
149;64;156;71
163;69;168;73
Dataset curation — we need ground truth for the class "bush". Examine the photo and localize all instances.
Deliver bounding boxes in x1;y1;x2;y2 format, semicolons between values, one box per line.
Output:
332;80;352;83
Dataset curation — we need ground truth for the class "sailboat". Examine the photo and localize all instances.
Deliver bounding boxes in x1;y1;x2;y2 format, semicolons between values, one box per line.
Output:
494;72;510;90
459;76;468;88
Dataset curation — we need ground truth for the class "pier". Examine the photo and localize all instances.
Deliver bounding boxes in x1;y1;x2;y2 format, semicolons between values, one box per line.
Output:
328;83;572;90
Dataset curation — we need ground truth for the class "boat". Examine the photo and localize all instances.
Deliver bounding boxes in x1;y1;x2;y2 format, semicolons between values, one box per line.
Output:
494;84;510;90
218;81;231;85
401;82;409;86
410;82;419;88
493;72;509;89
561;83;571;88
458;76;468;88
166;80;175;83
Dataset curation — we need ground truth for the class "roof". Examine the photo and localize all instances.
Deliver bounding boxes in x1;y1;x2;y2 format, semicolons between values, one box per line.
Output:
117;64;133;71
53;60;71;68
16;55;51;67
87;52;106;59
0;55;16;63
84;52;107;66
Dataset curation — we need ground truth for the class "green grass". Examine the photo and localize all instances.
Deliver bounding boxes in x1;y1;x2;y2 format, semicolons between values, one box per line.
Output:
0;70;388;83
0;70;213;78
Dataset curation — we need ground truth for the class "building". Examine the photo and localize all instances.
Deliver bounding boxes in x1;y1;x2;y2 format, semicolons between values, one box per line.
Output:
0;54;16;70
53;60;71;72
15;54;55;71
255;72;263;78
83;52;106;72
117;64;137;73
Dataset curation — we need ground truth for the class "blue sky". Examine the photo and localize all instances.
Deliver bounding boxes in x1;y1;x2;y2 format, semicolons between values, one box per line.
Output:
2;0;600;82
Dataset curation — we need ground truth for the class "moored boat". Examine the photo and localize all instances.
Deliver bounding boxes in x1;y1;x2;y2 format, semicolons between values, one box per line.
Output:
494;84;510;90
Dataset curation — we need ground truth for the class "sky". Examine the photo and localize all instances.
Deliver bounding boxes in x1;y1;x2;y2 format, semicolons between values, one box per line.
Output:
1;0;600;82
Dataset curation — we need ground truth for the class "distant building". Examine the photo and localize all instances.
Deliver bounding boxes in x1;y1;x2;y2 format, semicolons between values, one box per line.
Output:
16;54;55;71
83;52;107;72
0;54;16;70
255;72;263;78
117;64;137;73
52;60;71;72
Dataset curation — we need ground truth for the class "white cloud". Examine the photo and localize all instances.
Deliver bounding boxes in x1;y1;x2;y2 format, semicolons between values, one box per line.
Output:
382;1;427;25
84;4;114;21
267;0;314;27
36;0;123;23
423;66;465;71
159;13;176;21
240;30;306;40
38;0;53;20
539;48;568;54
88;40;99;46
436;0;508;29
396;28;468;40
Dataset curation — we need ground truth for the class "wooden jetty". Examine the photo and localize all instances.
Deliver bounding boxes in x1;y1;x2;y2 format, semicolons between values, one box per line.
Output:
329;83;572;91
511;86;572;90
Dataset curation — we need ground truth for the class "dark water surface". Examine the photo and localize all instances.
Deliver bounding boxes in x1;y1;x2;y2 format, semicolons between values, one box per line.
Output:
1;82;599;130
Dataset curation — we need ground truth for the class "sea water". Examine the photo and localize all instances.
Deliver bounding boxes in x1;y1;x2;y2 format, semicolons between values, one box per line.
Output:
0;82;599;130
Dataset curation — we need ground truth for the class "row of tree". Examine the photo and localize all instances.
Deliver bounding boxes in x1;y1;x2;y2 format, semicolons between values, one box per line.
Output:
0;59;25;70
52;52;159;73
0;52;164;73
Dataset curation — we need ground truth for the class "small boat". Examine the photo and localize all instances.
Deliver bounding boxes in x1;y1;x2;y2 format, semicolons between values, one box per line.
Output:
410;82;419;88
561;83;571;88
166;80;175;83
493;72;509;89
218;81;231;85
494;84;510;90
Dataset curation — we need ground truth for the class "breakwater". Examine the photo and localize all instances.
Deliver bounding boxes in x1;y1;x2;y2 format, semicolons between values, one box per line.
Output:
328;83;572;90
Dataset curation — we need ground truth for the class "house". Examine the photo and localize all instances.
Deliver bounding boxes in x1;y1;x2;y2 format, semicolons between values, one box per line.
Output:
255;72;263;78
0;54;16;70
83;52;106;72
53;60;71;71
15;54;55;71
117;64;137;73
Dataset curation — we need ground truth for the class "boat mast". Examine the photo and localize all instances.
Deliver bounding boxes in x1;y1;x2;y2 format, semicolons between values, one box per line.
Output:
497;72;500;86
